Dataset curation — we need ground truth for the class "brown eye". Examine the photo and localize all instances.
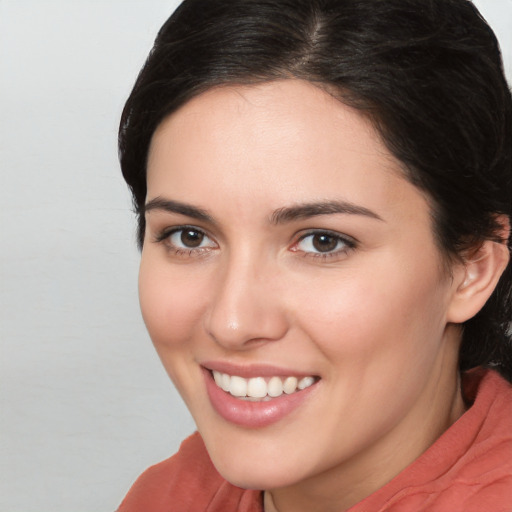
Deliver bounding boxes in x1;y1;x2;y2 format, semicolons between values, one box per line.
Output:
312;233;338;252
162;227;216;252
294;231;355;257
181;229;204;248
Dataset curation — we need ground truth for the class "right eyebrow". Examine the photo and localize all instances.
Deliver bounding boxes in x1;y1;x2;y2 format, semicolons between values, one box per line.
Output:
143;197;214;223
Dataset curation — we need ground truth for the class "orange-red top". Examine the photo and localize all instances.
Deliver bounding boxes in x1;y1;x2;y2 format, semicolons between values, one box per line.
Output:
118;370;512;512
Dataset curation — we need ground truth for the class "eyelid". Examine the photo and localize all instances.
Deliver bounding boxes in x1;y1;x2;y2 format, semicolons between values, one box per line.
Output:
153;225;355;260
296;228;356;245
291;229;357;257
153;224;218;251
155;224;203;240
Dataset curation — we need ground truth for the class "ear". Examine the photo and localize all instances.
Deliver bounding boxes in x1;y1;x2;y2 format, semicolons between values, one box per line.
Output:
447;217;510;324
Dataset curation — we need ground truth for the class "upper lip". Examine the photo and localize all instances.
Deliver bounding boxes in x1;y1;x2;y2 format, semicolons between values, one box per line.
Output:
201;360;317;379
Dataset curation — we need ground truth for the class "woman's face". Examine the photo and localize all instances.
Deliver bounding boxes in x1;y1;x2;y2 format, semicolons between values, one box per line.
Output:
140;80;465;495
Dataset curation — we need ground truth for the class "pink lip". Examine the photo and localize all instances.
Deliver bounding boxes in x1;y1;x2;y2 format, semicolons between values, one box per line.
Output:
202;366;318;428
202;360;314;379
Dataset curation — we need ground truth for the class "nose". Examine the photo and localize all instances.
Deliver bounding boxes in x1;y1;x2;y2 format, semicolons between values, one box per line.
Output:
203;253;289;350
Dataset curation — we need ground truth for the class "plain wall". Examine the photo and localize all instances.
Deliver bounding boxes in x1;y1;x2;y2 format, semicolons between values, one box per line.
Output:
0;1;510;511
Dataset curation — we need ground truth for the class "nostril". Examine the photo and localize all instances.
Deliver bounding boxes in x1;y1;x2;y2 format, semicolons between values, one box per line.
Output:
204;309;288;350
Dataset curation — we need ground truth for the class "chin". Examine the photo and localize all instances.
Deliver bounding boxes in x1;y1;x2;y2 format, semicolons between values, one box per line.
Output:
205;443;307;491
216;463;296;491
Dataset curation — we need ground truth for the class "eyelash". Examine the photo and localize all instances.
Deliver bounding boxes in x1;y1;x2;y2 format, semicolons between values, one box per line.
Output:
291;230;357;260
153;226;357;260
153;226;217;258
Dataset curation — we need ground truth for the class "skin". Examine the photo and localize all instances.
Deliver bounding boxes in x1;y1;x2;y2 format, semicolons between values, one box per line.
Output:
139;80;469;512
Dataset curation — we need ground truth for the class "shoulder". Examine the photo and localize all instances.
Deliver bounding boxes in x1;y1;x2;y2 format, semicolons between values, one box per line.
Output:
429;370;512;511
117;432;261;512
353;370;512;512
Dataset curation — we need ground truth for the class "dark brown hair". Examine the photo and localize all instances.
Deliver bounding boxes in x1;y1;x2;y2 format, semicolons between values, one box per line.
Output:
119;0;512;379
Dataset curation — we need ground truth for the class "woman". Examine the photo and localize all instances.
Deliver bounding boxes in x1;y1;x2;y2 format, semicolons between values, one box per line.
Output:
117;0;512;510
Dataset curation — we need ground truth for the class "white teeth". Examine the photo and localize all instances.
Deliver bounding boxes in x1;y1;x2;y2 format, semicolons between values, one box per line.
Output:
229;375;247;397
283;376;298;394
213;371;223;387
267;376;283;397
211;370;316;399
247;377;267;398
298;376;315;390
221;373;231;392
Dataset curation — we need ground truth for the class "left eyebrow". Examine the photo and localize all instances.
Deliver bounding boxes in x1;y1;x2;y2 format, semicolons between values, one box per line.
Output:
270;200;384;224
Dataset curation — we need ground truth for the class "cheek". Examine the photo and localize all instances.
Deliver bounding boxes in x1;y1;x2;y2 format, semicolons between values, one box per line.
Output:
138;258;208;352
291;258;449;366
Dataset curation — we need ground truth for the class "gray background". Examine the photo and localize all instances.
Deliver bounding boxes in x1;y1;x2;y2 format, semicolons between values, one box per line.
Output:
0;1;510;510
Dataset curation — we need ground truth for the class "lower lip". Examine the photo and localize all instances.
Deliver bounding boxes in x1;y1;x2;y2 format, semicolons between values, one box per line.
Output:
202;368;318;428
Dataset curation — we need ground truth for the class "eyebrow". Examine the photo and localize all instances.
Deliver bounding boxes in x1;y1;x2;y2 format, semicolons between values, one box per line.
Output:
144;197;213;223
270;200;384;224
144;197;383;225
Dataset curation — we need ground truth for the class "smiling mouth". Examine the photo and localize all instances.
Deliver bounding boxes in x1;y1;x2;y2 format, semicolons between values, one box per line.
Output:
211;370;318;401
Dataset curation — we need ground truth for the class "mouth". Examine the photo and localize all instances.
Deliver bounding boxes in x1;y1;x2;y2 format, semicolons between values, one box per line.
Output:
202;365;320;428
211;370;317;401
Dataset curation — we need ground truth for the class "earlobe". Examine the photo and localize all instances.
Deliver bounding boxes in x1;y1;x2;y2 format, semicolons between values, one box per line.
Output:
447;221;510;324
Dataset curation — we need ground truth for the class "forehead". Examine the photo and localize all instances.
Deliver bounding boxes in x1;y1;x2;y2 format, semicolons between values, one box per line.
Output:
150;80;386;157
146;80;431;231
149;81;398;187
